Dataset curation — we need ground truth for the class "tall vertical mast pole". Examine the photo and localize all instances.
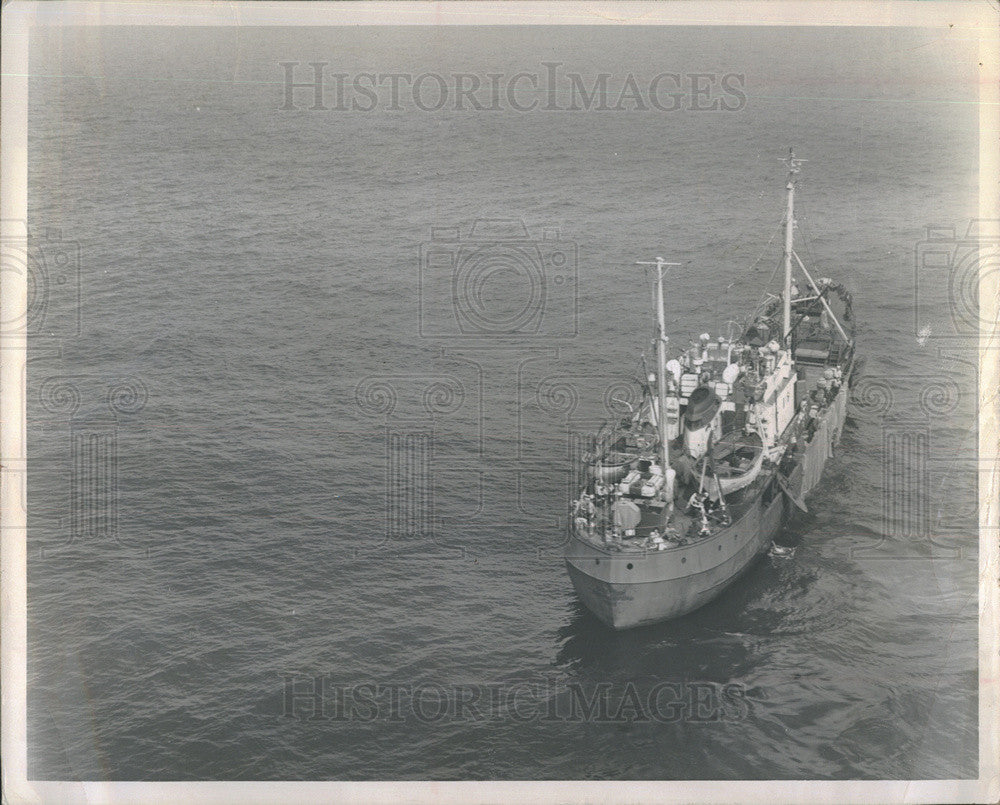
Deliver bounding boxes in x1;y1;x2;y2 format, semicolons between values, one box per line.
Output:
782;178;794;340
781;148;804;342
782;163;795;340
655;261;671;472
637;257;680;472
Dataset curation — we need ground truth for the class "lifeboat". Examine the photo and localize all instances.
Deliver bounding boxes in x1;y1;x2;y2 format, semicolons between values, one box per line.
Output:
709;429;764;496
588;452;639;484
584;419;658;483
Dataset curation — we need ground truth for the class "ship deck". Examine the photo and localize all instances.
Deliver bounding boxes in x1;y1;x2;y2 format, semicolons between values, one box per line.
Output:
573;465;778;555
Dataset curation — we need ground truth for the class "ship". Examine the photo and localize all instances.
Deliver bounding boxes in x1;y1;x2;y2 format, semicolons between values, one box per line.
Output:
565;150;859;629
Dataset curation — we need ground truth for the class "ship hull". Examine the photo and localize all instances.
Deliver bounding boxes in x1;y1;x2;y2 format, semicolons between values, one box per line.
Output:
566;482;785;628
566;383;850;629
566;546;767;628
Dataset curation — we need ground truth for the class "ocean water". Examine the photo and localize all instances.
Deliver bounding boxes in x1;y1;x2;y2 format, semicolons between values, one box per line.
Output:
25;26;981;780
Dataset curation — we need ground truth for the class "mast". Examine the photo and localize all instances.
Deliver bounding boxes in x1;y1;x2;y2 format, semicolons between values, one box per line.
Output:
781;148;805;342
637;257;680;472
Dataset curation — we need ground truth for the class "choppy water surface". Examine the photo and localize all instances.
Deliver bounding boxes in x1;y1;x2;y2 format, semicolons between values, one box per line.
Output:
25;26;979;780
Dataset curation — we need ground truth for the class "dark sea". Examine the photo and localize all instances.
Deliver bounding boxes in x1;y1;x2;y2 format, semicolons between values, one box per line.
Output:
25;26;981;780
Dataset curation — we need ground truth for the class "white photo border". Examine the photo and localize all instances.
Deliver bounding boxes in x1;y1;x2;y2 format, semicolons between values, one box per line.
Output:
1;2;997;803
